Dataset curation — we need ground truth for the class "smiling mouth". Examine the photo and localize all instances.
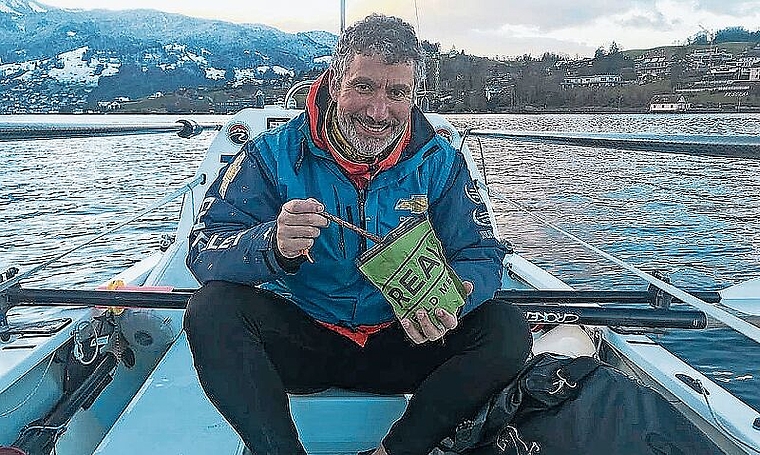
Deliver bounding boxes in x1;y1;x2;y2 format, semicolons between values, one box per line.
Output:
354;117;394;135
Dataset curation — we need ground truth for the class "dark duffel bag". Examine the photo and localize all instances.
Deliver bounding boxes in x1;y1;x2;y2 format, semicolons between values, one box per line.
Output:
438;352;726;455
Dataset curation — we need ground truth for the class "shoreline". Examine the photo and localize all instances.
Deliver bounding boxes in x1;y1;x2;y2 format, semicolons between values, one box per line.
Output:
4;107;760;116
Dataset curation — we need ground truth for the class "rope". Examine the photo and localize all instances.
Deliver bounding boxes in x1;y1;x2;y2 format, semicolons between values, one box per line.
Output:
698;380;760;453
73;321;99;366
483;184;760;344
0;174;205;294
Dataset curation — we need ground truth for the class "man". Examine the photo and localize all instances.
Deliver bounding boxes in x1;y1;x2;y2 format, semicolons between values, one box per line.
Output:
184;14;531;455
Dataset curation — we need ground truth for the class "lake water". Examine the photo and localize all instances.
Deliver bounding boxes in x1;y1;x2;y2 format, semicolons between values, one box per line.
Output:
1;112;759;413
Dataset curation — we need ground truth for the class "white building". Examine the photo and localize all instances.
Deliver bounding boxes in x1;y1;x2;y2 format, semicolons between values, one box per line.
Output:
561;74;622;87
650;94;689;113
750;66;760;82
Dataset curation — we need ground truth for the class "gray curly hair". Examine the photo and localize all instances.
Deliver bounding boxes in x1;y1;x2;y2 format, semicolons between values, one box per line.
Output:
329;14;425;96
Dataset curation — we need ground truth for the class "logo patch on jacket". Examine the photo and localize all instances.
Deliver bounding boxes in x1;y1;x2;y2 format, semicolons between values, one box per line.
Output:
219;153;246;198
395;195;428;214
435;127;454;144
465;182;483;204
473;209;492;227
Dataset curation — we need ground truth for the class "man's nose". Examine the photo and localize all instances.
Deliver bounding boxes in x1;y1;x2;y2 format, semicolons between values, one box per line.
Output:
366;93;390;122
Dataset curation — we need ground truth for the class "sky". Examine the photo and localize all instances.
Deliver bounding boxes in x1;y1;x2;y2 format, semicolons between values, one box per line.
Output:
36;0;760;58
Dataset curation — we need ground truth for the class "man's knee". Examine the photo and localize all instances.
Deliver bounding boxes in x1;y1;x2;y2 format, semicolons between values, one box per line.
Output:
466;300;532;362
184;281;250;341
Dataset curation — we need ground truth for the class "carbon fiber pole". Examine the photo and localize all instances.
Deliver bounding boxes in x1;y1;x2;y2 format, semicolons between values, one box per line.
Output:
0;120;222;141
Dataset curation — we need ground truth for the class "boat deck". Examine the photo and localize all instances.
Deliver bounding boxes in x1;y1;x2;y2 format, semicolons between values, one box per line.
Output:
93;332;409;455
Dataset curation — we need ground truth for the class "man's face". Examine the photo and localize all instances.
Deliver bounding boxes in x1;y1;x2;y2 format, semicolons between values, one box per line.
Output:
330;53;414;159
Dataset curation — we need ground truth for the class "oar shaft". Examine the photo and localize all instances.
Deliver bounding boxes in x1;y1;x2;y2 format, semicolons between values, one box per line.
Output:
513;303;707;329
494;289;722;304
7;287;707;329
0;120;222;141
8;287;192;309
466;129;760;160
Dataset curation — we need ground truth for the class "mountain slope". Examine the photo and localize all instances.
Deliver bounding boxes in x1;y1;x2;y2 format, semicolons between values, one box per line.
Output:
0;0;337;112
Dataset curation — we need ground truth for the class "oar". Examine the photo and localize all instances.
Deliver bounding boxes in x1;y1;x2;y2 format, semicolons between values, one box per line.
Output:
493;286;760;316
510;303;706;329
464;129;760;160
2;286;711;330
0;119;223;141
718;277;760;316
494;289;721;304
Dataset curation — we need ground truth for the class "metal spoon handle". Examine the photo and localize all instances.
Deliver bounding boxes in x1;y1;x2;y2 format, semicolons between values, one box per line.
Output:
321;211;383;244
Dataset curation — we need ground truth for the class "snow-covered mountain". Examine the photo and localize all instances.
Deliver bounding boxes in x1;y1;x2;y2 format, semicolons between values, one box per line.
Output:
0;0;337;112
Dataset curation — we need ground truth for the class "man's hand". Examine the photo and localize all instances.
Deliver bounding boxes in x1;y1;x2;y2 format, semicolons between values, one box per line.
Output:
401;281;473;344
276;198;329;259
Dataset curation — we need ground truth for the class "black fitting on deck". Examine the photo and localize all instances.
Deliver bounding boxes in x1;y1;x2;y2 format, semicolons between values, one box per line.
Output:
0;267;19;284
0;267;20;338
647;271;673;310
176;119;203;138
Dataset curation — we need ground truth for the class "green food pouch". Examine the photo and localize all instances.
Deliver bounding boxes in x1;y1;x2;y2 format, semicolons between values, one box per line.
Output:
357;216;467;329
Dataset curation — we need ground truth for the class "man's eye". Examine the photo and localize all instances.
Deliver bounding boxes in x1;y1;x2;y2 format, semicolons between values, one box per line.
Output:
389;89;410;101
355;83;373;93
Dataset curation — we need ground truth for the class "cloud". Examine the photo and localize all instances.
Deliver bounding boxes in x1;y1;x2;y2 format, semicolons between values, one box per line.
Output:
35;0;760;57
411;0;760;56
616;10;672;29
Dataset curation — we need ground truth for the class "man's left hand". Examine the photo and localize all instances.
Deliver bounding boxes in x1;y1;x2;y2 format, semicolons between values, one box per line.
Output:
401;281;473;344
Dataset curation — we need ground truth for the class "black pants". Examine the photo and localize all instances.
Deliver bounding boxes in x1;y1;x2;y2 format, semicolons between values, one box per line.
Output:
184;281;531;455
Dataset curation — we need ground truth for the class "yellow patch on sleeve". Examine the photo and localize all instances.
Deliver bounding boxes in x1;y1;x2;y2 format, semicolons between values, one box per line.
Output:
219;153;247;198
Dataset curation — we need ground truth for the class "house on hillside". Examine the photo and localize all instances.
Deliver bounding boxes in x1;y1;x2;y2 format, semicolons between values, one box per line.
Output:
561;74;622;88
650;94;689;113
686;48;734;72
634;51;671;82
750;63;760;82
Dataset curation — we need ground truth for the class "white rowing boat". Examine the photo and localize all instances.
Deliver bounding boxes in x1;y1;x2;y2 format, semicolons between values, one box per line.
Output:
1;105;759;455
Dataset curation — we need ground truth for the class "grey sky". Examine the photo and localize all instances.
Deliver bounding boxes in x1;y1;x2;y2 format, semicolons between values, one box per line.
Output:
36;0;760;57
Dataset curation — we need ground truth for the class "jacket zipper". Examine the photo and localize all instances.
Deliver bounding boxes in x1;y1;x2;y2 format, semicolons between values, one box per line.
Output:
357;188;368;253
335;199;346;258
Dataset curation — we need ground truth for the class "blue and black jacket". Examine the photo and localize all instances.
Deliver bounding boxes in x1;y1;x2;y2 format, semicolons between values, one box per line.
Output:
187;88;507;329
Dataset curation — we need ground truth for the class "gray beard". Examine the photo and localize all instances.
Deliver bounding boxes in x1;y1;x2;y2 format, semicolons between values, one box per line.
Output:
336;111;405;162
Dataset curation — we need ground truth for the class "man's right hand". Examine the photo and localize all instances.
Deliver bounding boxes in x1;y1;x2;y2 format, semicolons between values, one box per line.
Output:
275;198;329;258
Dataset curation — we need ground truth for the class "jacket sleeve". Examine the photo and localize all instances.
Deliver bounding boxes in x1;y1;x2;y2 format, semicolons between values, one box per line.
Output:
186;141;289;285
429;150;507;316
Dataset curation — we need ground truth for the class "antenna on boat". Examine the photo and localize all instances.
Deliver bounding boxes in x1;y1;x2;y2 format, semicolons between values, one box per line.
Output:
340;0;345;33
